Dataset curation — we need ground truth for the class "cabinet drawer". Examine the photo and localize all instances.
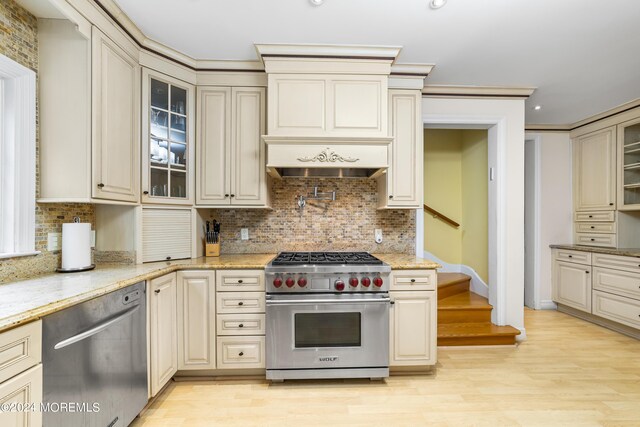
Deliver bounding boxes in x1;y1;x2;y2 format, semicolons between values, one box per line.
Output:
0;364;42;427
575;233;616;248
592;290;640;330
216;270;265;292
554;249;591;265
390;270;437;291
575;222;617;234
575;211;615;222
593;253;640;274
0;321;42;385
216;292;265;314
216;336;265;369
217;314;266;336
593;268;640;301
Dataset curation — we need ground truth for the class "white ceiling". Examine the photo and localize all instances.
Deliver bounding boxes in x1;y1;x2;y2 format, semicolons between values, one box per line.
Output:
112;0;640;125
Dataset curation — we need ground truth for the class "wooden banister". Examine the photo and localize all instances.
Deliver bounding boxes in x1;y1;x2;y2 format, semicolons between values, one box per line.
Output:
423;204;460;228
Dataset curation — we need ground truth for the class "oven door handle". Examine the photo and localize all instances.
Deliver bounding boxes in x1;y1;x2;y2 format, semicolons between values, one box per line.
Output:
266;297;390;305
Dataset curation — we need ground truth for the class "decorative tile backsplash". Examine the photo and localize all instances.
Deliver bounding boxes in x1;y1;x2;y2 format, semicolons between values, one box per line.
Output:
0;1;97;284
208;178;416;254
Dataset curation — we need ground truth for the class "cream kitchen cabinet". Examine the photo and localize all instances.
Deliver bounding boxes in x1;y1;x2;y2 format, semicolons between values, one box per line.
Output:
617;116;640;210
142;69;195;205
552;260;592;312
0;320;42;427
573;126;616;212
91;26;140;203
215;270;266;369
177;271;216;370
149;273;178;397
378;90;423;209
38;21;140;204
196;87;270;207
389;270;437;367
266;74;388;138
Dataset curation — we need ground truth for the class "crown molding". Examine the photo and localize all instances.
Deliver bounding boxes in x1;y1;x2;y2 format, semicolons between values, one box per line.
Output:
524;124;571;132
570;98;640;130
423;85;536;98
255;43;402;61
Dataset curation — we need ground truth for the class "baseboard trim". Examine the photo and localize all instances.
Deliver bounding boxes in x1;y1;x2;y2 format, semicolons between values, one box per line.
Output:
556;303;640;340
539;300;558;310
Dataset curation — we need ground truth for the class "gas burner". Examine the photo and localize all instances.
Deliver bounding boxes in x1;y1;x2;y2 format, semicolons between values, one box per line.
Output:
271;251;383;266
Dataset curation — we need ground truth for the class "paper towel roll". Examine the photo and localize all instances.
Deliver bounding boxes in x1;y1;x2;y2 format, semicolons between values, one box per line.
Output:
61;222;92;270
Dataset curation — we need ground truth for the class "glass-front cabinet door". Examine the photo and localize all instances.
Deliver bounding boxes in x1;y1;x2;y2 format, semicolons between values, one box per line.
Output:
142;69;195;204
618;117;640;210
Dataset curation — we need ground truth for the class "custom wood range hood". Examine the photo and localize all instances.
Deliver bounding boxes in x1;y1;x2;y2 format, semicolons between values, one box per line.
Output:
256;44;399;179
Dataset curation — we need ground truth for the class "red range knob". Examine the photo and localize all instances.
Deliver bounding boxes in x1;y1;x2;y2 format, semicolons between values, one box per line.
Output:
335;280;345;291
361;277;371;287
349;277;359;287
298;277;307;287
373;277;383;287
273;277;283;288
285;277;295;288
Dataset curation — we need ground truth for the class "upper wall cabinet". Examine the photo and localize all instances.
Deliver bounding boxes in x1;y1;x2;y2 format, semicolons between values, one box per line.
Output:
91;27;140;203
378;90;423;209
196;87;270;207
267;74;388;137
141;69;195;205
573;126;616;212
38;21;140;204
617;117;640;210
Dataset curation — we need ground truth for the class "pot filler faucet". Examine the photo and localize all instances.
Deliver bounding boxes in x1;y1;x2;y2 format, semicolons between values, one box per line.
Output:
296;186;336;209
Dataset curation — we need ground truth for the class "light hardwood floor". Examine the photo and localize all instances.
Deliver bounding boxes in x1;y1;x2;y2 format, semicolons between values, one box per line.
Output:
133;309;640;426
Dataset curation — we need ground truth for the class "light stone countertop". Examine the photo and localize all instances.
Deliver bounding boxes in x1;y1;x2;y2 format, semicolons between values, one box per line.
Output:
0;254;276;333
0;252;439;333
375;253;441;270
549;244;640;258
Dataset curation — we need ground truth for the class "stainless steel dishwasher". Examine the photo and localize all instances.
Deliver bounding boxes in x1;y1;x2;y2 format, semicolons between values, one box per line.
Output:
42;281;147;427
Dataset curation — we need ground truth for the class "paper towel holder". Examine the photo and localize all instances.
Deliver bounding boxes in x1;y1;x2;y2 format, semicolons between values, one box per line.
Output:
56;217;96;273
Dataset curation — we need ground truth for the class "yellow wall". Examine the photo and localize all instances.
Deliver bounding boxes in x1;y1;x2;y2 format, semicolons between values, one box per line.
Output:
424;129;488;282
424;129;462;264
461;130;488;282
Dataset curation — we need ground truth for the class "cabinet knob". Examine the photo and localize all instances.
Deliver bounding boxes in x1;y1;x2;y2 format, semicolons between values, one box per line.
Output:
238;280;243;284
588;215;593;218
143;191;149;195
590;239;595;242
410;279;416;283
97;183;105;188
230;194;235;198
225;194;229;198
239;324;244;328
166;256;172;260
390;300;395;305
239;352;244;356
154;289;160;294
389;195;393;199
590;226;594;229
568;255;573;258
585;271;590;274
238;301;244;306
609;203;614;206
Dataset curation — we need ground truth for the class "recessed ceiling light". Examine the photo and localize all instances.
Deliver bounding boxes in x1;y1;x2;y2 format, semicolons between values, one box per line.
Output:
309;0;324;6
430;0;447;9
534;105;542;111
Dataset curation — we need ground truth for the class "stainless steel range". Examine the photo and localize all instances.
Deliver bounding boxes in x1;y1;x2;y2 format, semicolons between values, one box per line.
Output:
265;252;391;381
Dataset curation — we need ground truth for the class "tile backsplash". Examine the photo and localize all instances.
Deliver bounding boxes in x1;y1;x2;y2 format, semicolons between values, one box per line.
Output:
209;178;416;254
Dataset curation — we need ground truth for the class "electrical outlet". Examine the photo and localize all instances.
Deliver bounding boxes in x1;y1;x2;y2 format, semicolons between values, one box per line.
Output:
48;232;62;251
241;228;249;240
374;229;383;244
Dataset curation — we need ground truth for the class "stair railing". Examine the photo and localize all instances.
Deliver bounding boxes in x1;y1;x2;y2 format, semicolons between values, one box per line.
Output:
423;204;460;228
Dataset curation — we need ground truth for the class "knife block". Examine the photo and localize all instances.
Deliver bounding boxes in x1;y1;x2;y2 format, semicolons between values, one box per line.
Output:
205;242;220;257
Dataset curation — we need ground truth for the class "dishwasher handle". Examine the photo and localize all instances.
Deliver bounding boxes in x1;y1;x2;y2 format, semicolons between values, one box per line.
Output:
54;304;140;350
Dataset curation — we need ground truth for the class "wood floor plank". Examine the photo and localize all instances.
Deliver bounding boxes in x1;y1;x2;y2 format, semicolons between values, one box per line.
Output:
133;309;640;426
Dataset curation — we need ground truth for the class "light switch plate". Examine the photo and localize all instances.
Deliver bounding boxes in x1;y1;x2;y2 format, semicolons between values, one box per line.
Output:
374;229;383;244
48;232;61;251
241;228;249;240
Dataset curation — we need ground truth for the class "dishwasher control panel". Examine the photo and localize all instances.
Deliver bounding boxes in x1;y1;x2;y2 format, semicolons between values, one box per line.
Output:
123;287;142;305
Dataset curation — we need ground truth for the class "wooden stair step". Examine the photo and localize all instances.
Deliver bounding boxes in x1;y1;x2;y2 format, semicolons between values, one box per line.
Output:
438;291;492;324
437;322;521;346
437;272;471;300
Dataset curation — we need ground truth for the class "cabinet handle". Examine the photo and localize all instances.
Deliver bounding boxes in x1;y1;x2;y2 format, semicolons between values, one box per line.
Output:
230;194;235;198
225;194;229;198
585;271;590;274
609;203;614;206
143;191;149;195
166;256;172;260
97;183;105;188
239;352;244;356
568;255;573;258
590;226;594;229
389;195;393;199
154;289;160;294
390;301;395;305
238;301;244;306
410;279;416;283
238;280;243;284
239;324;244;328
588;215;593;218
590;239;595;242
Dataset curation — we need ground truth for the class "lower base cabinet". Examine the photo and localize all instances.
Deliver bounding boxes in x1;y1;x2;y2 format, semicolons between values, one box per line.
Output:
553;260;592;313
216;336;265;369
149;273;178;397
0;365;42;427
389;270;437;367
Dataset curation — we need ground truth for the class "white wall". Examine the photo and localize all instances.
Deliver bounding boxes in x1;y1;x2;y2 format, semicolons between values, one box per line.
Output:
526;132;573;309
422;97;526;335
